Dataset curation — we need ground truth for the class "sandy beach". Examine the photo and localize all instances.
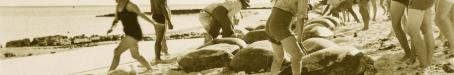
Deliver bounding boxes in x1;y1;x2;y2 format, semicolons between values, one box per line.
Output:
2;1;454;75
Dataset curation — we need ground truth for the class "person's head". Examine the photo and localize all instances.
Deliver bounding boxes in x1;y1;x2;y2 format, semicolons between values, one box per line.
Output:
116;0;129;11
239;0;250;9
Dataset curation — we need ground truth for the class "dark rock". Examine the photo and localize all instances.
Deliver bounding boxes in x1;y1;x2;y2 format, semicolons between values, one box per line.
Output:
28;53;33;56
229;41;290;74
443;63;454;73
198;38;247;49
178;48;233;72
242;29;268;44
6;39;31;47
4;52;16;58
279;46;375;75
51;52;56;54
301;38;338;54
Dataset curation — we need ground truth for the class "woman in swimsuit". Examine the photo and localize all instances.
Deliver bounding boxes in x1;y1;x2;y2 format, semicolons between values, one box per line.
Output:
406;0;435;68
267;0;308;75
107;0;157;72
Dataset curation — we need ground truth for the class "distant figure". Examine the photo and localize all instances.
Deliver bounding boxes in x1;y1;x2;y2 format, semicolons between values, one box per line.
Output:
150;0;173;62
406;0;435;68
266;0;308;75
107;0;155;72
435;0;454;58
199;0;250;43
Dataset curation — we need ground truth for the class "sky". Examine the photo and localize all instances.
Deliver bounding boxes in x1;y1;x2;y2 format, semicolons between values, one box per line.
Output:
0;0;269;6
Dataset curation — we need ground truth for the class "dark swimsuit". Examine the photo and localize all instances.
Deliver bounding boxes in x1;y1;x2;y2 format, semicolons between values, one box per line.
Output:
118;3;143;40
392;0;409;6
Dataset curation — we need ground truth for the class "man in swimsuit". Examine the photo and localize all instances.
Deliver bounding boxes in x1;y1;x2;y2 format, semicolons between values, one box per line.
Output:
199;0;250;43
150;0;173;62
107;0;158;72
267;0;308;75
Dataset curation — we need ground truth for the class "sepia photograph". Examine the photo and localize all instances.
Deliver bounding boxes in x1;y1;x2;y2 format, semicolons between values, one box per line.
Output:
0;0;453;75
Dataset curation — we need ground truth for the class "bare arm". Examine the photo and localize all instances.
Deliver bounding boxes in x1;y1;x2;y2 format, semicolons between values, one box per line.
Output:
162;4;174;29
296;0;309;42
128;4;157;25
107;11;120;34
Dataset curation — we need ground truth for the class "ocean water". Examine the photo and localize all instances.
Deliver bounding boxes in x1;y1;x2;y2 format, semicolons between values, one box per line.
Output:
0;6;203;45
0;0;271;45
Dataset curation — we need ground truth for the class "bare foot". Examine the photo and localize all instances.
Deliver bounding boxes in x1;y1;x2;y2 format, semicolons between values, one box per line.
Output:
138;69;152;74
361;27;369;31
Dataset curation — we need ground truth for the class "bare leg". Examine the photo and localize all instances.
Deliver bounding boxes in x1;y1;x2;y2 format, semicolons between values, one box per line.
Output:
129;39;152;70
390;1;413;61
347;8;361;23
421;7;435;66
407;8;429;68
281;36;306;75
154;24;166;61
371;0;378;21
380;0;388;15
270;43;285;75
108;36;134;71
435;0;454;54
359;0;371;30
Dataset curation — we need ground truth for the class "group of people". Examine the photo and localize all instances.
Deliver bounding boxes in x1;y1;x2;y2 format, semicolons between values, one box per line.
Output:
106;0;253;73
105;0;453;74
389;0;454;68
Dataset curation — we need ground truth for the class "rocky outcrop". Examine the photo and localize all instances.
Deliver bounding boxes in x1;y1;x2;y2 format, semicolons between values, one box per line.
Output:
279;46;375;75
3;52;16;58
242;29;268;44
6;39;31;47
229;41;290;74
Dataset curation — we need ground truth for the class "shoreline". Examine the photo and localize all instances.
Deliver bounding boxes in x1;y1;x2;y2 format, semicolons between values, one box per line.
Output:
96;7;271;17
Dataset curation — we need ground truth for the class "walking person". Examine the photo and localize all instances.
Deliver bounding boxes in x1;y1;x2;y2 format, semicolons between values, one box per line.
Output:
435;0;454;57
150;0;174;63
389;0;413;61
267;0;308;75
406;0;435;68
198;0;250;43
107;0;157;72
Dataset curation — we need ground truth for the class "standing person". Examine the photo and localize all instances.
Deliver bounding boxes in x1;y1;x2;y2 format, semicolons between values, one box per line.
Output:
389;0;413;61
198;0;250;43
435;0;454;57
406;0;435;68
150;0;173;62
107;0;156;72
267;0;308;75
